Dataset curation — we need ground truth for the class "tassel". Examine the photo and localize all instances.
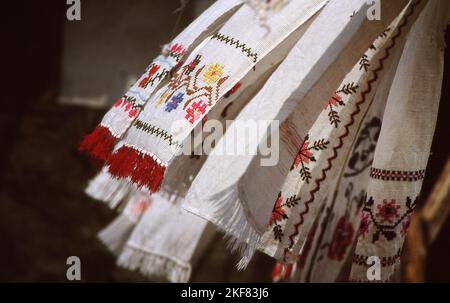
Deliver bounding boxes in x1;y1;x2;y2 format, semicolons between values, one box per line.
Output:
79;126;117;163
107;145;166;193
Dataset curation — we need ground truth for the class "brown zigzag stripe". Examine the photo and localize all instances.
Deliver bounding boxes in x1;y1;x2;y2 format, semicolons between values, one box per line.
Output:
283;0;422;262
352;249;402;267
133;119;181;147
211;32;258;63
369;167;425;181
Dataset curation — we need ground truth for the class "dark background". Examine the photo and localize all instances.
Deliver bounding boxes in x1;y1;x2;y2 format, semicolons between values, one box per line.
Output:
1;0;449;282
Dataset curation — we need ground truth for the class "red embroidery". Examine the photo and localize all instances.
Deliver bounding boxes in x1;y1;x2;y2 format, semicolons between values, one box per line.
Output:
358;213;371;239
185;100;208;124
327;216;354;261
291;135;329;184
269;193;287;226
113;97;140;118
376;199;400;224
138;64;160;88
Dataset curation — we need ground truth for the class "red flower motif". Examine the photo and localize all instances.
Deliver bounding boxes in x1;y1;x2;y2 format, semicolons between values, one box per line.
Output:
324;93;343;109
269;193;286;226
185;100;208;124
358;213;371;239
328;217;354;261
376;199;400;224
293;140;314;166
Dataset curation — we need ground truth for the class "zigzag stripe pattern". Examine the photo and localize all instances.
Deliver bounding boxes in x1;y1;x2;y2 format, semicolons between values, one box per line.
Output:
133;119;180;147
369;168;425;181
211;32;258;63
283;0;421;262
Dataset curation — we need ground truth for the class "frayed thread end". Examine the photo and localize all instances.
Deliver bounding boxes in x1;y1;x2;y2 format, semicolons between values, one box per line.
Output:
79;126;117;164
117;245;191;283
98;214;136;256
107;145;166;193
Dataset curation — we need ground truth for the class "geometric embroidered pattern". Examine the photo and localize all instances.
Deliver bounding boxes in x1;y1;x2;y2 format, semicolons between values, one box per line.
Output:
369;168;425;181
361;196;417;243
352;248;402;267
133;119;181;147
211;32;258;63
282;0;420;259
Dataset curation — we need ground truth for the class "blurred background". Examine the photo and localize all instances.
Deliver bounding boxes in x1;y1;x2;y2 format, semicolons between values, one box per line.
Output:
1;0;449;282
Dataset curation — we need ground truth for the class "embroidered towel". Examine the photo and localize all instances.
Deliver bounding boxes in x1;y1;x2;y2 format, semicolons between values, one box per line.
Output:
79;0;243;163
104;0;329;193
182;0;413;267
117;193;215;283
98;191;152;255
257;1;423;263
349;0;449;282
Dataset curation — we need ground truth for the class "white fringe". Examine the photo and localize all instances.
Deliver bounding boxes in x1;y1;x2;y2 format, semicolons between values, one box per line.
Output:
117;245;191;283
98;214;135;256
85;170;132;209
183;185;260;270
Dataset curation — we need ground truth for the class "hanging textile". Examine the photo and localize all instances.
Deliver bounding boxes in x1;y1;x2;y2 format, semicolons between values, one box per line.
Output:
80;0;449;283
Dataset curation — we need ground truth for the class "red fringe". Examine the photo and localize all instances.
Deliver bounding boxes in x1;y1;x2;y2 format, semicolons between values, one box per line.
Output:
107;145;166;193
79;126;117;163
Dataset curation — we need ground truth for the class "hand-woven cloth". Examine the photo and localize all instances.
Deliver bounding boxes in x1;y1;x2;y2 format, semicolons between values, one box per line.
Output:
257;1;424;263
117;193;215;283
98;191;152;256
79;0;243;163
182;0;414;267
278;53;401;282
349;0;449;282
90;0;329;194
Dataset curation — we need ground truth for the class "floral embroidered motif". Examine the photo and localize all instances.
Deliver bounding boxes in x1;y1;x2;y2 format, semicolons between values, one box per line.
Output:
362;196;417;243
325;93;345;128
376;199;400;224
185;100;208;124
113;96;140;118
269;193;287;226
291;134;329;183
203;63;225;85
269;193;301;241
165;92;184;112
327;216;354;261
324;82;359;128
153;55;229;112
